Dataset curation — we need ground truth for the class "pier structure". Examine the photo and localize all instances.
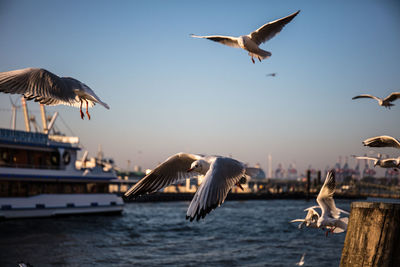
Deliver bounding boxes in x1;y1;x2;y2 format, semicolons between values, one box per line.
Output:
340;202;400;267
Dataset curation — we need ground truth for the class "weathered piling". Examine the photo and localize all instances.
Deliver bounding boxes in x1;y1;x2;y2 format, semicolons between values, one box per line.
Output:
340;202;400;267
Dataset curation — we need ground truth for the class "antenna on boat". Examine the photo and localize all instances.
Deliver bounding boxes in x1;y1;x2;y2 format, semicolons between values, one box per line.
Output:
9;96;21;130
21;97;31;132
81;150;89;168
40;104;48;134
46;112;59;134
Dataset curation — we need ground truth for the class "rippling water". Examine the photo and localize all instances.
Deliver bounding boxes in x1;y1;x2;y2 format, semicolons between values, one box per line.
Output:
0;199;352;266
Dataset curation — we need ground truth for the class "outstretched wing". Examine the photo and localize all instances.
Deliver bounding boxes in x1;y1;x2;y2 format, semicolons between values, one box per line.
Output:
316;170;340;219
191;34;240;48
384;92;400;103
352;94;380;102
363;135;400;149
124;153;202;199
0;68;77;106
248;10;300;45
186;157;245;221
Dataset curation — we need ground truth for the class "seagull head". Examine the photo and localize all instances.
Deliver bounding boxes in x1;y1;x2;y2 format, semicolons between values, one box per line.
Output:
187;160;207;173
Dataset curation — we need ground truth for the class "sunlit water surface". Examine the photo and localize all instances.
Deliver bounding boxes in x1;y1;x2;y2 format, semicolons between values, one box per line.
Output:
0;199;354;266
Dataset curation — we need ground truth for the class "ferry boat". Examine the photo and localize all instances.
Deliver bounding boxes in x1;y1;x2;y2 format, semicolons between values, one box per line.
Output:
0;99;123;219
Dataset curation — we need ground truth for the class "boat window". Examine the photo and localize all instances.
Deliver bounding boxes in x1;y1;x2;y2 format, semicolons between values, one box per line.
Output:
63;151;71;165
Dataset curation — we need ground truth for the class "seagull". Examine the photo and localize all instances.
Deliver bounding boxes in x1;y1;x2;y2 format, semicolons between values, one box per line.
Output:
266;73;277;77
352;92;400;109
354;155;400;169
362;135;400;149
123;152;259;221
290;207;320;229
191;10;300;64
307;170;348;236
295;253;306;266
0;68;109;120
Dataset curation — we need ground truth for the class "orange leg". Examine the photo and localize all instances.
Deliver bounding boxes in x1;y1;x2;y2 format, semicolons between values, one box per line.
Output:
85;99;91;120
80;99;85;120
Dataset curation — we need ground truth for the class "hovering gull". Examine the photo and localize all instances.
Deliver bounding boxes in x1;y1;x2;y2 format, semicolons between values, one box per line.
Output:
290;207;320;229
362;135;400;149
0;68;109;120
304;170;348;236
124;153;259;221
266;73;277;77
191;10;300;64
295;253;306;266
354;155;400;170
352;92;400;109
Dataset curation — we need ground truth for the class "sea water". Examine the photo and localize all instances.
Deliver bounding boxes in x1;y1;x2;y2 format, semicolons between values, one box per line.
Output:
0;199;352;266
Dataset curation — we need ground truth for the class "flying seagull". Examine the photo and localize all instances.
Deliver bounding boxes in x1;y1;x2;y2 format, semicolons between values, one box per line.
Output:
352;92;400;109
191;10;300;64
362;135;400;149
295;253;306;266
290;207;320;229
0;68;109;120
301;170;348;236
124;152;259;221
354;155;400;169
266;73;277;77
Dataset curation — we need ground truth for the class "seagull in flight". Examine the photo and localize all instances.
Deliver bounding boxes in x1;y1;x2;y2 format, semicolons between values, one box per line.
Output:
295;253;306;266
290;207;320;229
354;155;400;170
124;152;259;221
303;170;349;236
0;68;109;120
352;92;400;109
362;135;400;149
266;73;277;77
191;10;300;64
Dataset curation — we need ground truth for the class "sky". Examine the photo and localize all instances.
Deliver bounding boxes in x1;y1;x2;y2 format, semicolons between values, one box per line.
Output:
0;0;399;175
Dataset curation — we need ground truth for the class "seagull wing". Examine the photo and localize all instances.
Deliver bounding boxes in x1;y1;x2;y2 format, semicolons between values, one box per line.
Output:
355;156;378;162
124;153;202;199
191;34;240;48
363;135;400;149
186;157;245;221
0;68;77;106
248;10;300;45
352;94;380;102
384;92;400;103
316;171;340;219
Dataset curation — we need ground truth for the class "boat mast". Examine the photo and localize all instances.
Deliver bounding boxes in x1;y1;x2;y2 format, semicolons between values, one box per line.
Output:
40;104;48;134
21;97;31;132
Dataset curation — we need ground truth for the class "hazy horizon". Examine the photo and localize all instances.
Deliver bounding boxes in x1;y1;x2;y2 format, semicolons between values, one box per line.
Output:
1;0;399;176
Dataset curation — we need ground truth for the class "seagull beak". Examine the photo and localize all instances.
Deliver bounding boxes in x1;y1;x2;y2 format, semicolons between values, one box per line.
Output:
187;167;194;173
236;182;244;191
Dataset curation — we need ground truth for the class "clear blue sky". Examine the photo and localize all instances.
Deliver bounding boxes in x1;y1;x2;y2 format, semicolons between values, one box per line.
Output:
0;0;399;175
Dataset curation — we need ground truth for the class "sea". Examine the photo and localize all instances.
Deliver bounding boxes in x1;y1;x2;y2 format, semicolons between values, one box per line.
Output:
0;199;354;267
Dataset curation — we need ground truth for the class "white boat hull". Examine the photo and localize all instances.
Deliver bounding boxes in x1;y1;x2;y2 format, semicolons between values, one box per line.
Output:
0;193;124;219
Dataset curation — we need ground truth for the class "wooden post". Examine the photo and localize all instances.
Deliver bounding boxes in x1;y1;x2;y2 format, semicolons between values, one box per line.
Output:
340;202;400;267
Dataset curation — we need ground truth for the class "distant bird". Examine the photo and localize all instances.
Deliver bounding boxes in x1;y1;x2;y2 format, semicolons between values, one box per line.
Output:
354;155;400;169
124;152;259;221
352;92;400;109
0;68;109;120
295;253;306;266
290;207;320;229
362;135;400;149
191;10;300;64
266;73;277;77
